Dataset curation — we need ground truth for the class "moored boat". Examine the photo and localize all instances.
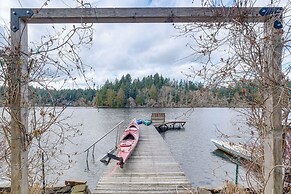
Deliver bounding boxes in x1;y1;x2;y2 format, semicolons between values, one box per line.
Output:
211;139;253;161
108;119;139;168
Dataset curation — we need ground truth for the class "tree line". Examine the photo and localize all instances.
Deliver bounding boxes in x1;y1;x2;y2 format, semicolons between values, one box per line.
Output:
30;87;96;106
2;74;286;107
94;73;275;108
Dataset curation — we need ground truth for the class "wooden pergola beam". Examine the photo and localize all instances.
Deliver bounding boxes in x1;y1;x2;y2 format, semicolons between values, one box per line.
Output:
11;7;282;28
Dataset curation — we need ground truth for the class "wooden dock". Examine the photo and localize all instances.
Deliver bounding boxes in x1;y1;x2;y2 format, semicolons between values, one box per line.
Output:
154;121;186;132
93;125;193;194
151;112;186;132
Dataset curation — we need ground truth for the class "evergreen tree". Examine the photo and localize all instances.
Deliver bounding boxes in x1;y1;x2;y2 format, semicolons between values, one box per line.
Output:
136;92;145;106
149;84;158;101
106;89;116;107
116;88;125;107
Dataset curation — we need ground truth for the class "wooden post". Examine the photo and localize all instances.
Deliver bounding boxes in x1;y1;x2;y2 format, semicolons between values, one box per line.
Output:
10;18;29;194
263;18;283;194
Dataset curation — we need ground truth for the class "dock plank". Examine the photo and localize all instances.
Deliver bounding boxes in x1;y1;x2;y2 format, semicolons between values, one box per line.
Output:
93;125;193;194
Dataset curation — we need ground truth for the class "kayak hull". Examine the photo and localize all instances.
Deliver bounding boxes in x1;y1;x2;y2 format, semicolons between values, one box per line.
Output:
116;120;139;168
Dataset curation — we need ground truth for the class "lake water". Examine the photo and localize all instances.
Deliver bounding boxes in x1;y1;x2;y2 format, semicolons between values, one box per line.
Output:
49;107;251;190
0;107;252;190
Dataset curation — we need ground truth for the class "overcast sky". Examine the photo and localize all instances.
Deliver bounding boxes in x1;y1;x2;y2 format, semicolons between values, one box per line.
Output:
1;0;201;88
0;0;289;88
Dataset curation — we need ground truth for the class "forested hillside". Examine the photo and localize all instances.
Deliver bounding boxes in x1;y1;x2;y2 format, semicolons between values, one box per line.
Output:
95;73;203;107
5;73;286;107
94;73;263;108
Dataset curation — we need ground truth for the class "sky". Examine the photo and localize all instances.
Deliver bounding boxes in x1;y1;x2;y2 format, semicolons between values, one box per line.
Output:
0;0;201;89
0;0;289;89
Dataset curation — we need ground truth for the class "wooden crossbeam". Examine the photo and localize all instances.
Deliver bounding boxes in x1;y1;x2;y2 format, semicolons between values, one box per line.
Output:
12;7;280;25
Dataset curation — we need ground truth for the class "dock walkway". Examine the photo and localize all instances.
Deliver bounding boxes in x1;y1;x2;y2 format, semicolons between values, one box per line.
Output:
93;125;193;194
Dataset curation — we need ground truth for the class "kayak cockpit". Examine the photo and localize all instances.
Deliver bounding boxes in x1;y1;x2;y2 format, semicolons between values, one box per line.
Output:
120;134;135;147
125;124;138;131
123;133;135;140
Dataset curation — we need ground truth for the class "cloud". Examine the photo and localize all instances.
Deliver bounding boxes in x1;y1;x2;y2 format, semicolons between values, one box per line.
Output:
76;21;195;86
5;0;289;88
0;0;212;89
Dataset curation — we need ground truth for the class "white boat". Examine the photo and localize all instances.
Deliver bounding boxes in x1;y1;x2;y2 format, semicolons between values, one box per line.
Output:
211;139;253;161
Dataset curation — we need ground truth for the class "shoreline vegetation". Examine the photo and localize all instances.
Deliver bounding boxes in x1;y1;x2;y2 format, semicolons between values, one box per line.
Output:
22;73;283;108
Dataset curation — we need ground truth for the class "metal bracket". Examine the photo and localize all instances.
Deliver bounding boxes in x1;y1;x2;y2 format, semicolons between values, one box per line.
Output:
259;7;283;29
11;8;34;32
274;20;283;29
259;7;283;16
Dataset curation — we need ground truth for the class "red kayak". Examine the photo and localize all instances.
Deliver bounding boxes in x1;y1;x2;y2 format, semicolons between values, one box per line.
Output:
108;119;139;168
